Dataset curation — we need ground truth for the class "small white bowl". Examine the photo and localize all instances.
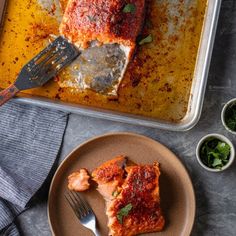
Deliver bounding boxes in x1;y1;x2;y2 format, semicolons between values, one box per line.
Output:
196;133;235;172
221;98;236;134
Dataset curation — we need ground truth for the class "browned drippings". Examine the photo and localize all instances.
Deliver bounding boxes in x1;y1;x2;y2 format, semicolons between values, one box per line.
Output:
0;0;207;122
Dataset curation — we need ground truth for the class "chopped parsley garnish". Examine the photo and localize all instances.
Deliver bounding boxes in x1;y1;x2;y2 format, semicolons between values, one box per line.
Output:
225;104;236;131
138;34;153;45
123;4;136;13
117;203;133;224
112;190;119;197
200;138;231;169
87;15;96;22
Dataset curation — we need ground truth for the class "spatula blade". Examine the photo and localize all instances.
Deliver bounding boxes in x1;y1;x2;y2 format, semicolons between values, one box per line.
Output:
14;36;79;91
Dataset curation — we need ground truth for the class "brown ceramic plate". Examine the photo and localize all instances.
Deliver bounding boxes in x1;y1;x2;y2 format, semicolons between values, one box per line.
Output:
48;132;195;236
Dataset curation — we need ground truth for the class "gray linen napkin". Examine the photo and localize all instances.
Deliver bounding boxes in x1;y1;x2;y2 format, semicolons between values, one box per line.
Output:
0;101;68;235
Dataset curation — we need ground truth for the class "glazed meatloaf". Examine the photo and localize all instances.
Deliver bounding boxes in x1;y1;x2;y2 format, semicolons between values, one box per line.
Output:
60;0;146;55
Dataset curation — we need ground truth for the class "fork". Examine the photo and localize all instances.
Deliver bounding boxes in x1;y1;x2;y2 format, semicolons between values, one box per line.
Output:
65;191;101;236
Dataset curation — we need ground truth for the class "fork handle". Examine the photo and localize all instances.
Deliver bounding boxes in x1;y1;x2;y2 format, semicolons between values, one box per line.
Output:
0;84;19;106
93;228;101;236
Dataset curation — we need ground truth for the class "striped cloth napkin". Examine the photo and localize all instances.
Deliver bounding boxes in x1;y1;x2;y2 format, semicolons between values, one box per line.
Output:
0;101;68;236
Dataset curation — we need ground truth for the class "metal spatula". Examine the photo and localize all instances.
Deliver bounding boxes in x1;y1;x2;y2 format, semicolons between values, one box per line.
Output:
0;36;79;106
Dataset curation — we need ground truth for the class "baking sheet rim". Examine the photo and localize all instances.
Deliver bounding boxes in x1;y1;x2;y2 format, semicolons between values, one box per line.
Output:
0;0;222;131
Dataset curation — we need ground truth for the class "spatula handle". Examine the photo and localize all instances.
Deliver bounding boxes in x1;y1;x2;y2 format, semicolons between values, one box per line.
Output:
0;84;19;106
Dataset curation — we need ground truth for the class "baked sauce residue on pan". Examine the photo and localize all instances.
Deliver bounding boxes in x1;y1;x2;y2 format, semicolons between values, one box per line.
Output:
0;0;207;122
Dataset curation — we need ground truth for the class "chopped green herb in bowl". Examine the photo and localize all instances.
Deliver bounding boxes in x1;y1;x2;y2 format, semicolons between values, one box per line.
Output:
221;98;236;134
200;138;230;169
196;134;235;172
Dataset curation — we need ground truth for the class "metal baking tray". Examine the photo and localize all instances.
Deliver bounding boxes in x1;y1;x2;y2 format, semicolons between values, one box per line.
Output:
0;0;222;131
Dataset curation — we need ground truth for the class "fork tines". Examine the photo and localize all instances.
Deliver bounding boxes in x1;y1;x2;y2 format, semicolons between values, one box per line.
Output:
65;191;93;219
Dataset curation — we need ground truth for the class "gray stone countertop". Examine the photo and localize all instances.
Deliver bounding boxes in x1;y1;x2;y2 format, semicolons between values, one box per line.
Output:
16;0;236;235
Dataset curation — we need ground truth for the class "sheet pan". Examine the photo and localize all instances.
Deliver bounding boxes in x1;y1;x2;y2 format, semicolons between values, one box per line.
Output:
0;0;222;131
